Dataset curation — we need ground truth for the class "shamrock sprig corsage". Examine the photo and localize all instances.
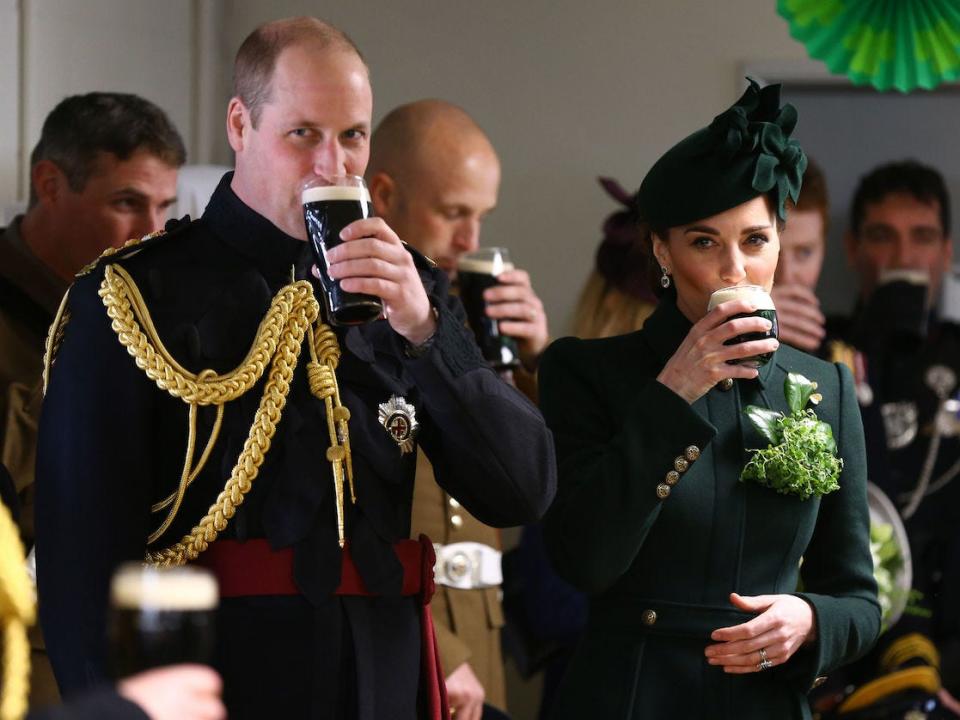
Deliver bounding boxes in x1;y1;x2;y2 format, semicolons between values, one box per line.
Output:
741;373;842;500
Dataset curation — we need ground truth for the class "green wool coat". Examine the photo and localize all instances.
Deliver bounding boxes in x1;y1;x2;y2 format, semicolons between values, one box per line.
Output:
539;293;880;720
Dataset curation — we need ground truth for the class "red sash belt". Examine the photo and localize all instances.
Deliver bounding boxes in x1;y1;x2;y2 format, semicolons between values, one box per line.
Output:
196;537;430;598
195;535;448;720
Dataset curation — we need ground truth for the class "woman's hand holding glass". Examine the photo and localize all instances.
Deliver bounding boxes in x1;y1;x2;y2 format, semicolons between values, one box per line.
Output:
704;593;816;673
656;299;779;404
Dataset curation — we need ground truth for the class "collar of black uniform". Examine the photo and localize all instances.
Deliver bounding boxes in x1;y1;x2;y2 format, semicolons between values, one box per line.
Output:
203;171;309;275
643;287;776;388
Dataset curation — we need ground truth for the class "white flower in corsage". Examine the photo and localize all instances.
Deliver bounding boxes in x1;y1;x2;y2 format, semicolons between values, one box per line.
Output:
741;373;842;500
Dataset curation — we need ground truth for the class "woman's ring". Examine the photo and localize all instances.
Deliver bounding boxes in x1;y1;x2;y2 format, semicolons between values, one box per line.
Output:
757;647;773;671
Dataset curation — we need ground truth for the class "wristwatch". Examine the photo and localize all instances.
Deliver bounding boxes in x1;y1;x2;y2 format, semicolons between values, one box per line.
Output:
403;307;440;358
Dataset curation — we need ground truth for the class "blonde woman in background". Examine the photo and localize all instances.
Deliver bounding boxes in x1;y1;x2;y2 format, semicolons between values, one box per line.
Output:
572;178;657;339
510;177;657;720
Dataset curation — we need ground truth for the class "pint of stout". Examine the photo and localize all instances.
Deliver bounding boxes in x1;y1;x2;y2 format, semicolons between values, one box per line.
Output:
108;564;218;679
457;248;520;369
707;285;778;368
867;268;930;342
302;176;384;326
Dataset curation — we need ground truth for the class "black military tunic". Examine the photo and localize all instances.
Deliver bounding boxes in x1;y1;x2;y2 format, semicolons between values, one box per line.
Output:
825;309;960;698
27;690;148;720
35;174;556;719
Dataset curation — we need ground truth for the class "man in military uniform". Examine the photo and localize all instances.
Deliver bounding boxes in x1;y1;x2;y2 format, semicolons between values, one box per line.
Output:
1;92;183;540
35;17;555;720
367;100;550;719
828;160;960;714
0;92;184;709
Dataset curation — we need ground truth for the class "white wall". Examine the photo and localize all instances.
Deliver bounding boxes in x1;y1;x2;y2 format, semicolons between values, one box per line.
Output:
2;0;815;329
1;0;228;211
0;0;21;211
222;0;811;332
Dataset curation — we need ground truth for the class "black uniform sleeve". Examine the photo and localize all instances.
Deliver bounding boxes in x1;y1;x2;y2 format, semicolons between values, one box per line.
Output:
28;688;149;720
402;281;556;527
35;271;157;695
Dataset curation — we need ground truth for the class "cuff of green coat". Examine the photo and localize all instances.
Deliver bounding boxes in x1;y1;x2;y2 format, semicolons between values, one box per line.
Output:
788;591;880;692
625;380;717;501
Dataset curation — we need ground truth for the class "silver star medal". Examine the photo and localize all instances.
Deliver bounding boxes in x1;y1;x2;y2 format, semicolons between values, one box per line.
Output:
881;401;919;450
926;365;956;400
378;395;419;455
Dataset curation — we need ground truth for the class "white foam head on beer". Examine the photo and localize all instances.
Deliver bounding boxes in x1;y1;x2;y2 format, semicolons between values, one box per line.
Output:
301;185;371;206
707;284;775;312
457;255;515;277
879;268;930;287
111;564;218;611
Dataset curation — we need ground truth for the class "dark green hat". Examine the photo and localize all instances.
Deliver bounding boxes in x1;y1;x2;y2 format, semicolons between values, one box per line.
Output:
636;79;807;228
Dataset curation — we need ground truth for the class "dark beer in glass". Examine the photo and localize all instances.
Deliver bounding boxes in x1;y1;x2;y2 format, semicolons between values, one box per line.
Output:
302;176;383;326
457;248;520;369
708;285;778;368
108;564;218;679
868;269;930;342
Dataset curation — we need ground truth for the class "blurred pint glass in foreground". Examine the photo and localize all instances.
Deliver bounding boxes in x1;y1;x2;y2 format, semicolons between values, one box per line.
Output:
108;563;218;678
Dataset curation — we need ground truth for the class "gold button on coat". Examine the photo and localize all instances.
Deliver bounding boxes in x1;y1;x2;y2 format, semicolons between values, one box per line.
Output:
684;445;701;461
450;514;463;528
719;378;734;391
448;497;461;509
665;470;680;486
641;609;657;626
656;483;671;499
673;457;689;473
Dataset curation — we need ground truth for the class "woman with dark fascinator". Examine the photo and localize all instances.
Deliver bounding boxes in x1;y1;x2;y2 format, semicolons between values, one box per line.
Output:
572;178;658;339
538;81;880;718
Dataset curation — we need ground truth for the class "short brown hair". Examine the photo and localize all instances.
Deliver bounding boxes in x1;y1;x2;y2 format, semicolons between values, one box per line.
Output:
790;157;829;233
233;17;366;128
851;160;948;237
28;92;185;207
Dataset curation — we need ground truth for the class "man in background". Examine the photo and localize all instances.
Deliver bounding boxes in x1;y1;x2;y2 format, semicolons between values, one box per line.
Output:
827;160;960;715
368;99;550;719
771;158;829;353
0;91;184;708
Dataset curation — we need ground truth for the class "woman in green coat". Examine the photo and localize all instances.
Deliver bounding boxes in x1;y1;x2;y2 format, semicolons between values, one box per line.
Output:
539;81;880;719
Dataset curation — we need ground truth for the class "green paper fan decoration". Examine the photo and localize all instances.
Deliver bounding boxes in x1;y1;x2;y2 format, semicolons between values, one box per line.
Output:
778;0;960;92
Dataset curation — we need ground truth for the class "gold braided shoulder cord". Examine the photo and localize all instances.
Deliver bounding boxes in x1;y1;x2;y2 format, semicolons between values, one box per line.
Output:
41;287;71;396
96;264;355;567
0;502;34;720
43;234;154;395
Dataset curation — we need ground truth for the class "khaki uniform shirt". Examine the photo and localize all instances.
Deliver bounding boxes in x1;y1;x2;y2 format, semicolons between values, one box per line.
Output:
408;364;538;712
410;448;506;710
0;217;67;707
0;218;66;536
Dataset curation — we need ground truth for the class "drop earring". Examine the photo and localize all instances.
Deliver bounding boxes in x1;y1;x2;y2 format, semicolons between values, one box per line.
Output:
660;266;671;289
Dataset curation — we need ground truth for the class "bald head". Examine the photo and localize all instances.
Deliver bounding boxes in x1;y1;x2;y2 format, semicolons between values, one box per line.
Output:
369;100;494;181
368;100;501;276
